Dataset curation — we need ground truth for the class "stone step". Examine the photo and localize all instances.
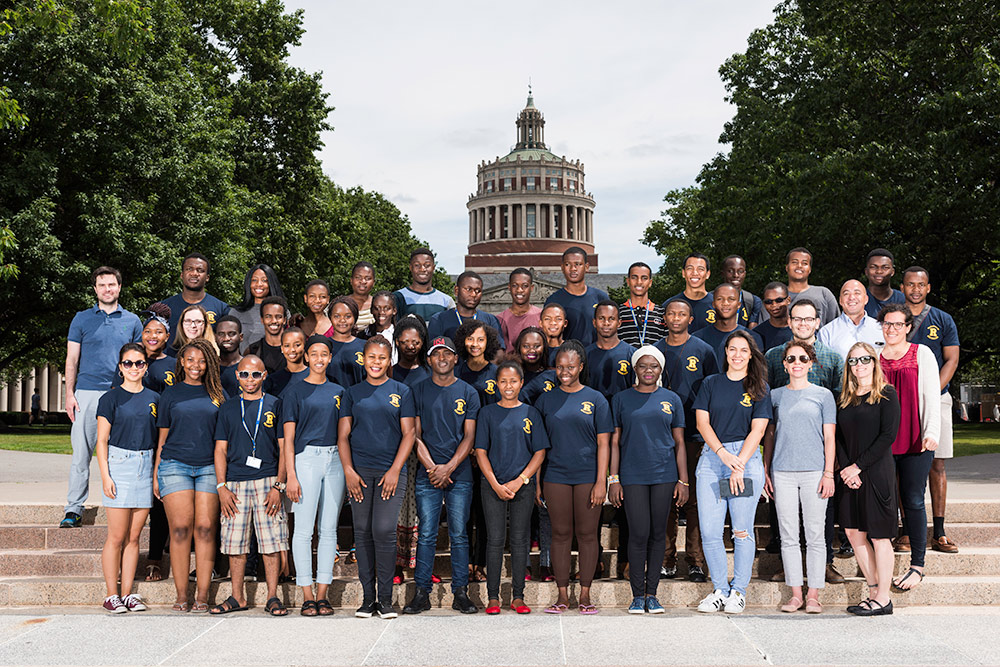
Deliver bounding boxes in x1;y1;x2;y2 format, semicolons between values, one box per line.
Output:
0;525;150;550
3;574;997;609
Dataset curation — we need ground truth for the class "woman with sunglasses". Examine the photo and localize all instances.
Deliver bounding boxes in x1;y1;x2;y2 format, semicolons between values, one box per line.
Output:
154;339;225;612
837;342;901;616
96;343;159;613
282;335;346;616
762;341;836;614
171;305;219;356
876;304;940;593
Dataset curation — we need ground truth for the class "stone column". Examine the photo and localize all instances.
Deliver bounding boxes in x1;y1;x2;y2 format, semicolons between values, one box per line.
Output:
49;367;62;413
36;365;49;412
548;204;555;240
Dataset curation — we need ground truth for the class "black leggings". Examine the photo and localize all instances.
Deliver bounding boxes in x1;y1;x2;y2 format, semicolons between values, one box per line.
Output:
482;479;535;600
895;450;934;567
622;483;674;597
352;466;407;605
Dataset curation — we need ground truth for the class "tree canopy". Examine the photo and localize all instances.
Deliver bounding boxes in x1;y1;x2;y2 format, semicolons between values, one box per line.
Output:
0;0;443;377
643;0;999;380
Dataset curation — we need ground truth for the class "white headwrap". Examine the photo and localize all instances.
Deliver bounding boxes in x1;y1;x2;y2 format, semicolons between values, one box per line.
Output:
631;345;666;387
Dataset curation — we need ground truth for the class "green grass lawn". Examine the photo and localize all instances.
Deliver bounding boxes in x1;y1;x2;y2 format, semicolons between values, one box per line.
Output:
2;422;998;457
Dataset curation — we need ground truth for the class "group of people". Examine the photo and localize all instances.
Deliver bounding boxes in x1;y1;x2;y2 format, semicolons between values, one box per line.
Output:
63;243;959;618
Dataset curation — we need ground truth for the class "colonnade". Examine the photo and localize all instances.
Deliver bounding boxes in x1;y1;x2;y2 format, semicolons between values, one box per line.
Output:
468;202;593;244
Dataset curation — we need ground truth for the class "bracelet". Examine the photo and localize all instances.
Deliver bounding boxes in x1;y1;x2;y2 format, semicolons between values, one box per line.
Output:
823;472;834;479
216;482;227;490
678;480;689;487
607;475;620;485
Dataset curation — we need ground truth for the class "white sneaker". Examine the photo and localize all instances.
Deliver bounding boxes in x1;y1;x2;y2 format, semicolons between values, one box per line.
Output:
724;590;746;614
123;594;147;612
697;589;727;613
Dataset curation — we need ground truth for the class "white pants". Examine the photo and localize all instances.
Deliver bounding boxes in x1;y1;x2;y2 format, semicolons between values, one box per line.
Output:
936;393;953;459
773;470;828;589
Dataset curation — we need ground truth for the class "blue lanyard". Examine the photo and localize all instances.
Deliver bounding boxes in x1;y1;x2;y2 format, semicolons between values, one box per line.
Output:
457;310;478;326
626;300;650;346
240;395;264;458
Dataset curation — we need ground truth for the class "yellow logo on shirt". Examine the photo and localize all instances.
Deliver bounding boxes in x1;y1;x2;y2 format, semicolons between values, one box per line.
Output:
164;371;175;387
335;395;341;410
926;325;940;341
740;393;753;408
355;351;364;365
706;309;716;324
522;418;533;434
454;399;466;415
660;402;673;414
206;311;217;325
389;393;401;407
212;397;221;407
685;357;699;372
543;380;555;392
580;401;594;415
741;307;748;321
149;403;157;418
263;411;276;428
617;360;630;376
485;379;497;395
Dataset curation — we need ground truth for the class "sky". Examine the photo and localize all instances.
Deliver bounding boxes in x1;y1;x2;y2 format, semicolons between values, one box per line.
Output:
285;1;779;275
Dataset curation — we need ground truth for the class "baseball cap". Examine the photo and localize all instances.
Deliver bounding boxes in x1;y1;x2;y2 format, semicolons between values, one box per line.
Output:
427;336;457;355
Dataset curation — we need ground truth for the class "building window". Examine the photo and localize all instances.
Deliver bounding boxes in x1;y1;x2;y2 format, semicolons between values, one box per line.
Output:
503;178;511;191
526;205;536;238
549;177;559;190
485;181;493;193
568;180;576;192
526;178;536;191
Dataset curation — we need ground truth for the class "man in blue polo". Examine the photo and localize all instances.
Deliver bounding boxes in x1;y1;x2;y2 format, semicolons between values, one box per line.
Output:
62;266;143;527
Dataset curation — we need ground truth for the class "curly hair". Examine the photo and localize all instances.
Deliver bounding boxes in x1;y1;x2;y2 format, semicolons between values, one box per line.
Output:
454;320;501;362
175;339;225;406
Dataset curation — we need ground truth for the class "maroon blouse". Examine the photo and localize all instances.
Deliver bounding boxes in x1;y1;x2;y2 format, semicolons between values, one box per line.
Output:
879;344;921;455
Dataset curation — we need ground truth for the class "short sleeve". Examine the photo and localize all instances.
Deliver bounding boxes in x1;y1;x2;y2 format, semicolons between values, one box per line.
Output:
399;385;416;419
220;301;231;317
213;409;229;441
96;392;115;423
473;410;490;451
67;312;85;343
752;389;773;420
821;388;837;425
331;387;343;422
669;393;686;429
612;393;624;430
943;314;960;347
156;393;171;429
594;394;613;434
339;387;354;419
282;388;301;424
131;317;144;343
529;408;551;451
692;379;712;413
702;346;721;376
465;387;481;421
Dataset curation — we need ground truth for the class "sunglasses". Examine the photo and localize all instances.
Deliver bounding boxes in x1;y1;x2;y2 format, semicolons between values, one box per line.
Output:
847;355;875;366
237;371;265;380
120;359;147;369
762;297;788;305
784;355;811;364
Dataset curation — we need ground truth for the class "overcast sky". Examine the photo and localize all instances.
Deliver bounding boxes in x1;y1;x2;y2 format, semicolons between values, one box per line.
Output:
285;1;779;274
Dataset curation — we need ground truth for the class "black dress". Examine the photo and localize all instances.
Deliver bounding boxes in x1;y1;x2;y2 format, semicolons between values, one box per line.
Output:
836;386;901;539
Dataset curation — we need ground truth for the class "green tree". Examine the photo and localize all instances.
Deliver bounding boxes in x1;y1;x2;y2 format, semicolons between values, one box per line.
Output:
643;0;1000;378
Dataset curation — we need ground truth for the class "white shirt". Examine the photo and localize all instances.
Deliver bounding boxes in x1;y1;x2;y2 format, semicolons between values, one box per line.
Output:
817;312;885;359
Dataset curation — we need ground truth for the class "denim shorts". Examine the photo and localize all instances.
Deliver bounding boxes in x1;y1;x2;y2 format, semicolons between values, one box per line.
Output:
157;458;218;497
103;446;154;509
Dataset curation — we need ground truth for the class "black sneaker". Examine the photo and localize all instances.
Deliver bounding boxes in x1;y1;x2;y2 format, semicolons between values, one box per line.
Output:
836;543;855;558
688;565;707;583
355;600;376;618
660;565;677;579
59;512;82;528
452;587;478;614
375;601;398;619
403;587;431;615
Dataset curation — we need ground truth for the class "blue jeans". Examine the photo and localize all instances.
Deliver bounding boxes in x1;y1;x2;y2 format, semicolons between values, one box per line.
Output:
414;476;473;591
696;440;764;596
292;446;346;587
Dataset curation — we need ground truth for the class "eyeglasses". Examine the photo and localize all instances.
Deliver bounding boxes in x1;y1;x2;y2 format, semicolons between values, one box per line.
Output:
120;360;147;369
846;355;875;366
237;371;265;380
182;318;205;325
790;316;817;324
880;321;907;330
784;355;811;364
762;297;788;305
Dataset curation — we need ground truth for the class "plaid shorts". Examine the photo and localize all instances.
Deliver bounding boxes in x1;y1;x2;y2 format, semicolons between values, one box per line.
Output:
220;476;289;555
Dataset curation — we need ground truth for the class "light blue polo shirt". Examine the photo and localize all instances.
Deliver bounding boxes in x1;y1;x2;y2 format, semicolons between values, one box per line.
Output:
67;304;143;391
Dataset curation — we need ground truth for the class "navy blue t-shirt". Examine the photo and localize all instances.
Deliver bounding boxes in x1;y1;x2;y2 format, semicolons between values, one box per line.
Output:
162;292;230;352
692;374;773;443
535;386;613;485
427;309;507;350
654;336;720;432
220;363;240;399
96;386;159;452
214;394;282;481
752;320;793;355
520;369;558;405
263;367;308;397
326;338;367;387
612;388;685;485
414;378;480;482
907;306;960;393
584;340;637;401
662;292;714;333
474;403;550;484
343;379;416;471
692;325;764;368
545;287;608;347
457;360;499;406
281;380;343;454
156;383;221;466
393;363;430;388
865;288;905;318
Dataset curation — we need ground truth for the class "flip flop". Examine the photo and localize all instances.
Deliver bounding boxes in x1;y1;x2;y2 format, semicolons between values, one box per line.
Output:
578;604;599;615
210;595;248;615
171;601;190;613
543;603;568;614
191;602;210;613
144;564;163;582
265;596;288;616
892;567;924;592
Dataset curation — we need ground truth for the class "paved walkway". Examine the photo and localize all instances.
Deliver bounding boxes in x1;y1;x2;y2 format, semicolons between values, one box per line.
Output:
1;606;998;666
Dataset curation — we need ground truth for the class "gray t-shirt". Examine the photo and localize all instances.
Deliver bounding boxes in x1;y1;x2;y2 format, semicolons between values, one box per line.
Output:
771;383;837;472
789;285;840;326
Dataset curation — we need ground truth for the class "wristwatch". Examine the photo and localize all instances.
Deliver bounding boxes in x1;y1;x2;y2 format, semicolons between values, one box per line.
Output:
519;474;530;485
272;481;287;493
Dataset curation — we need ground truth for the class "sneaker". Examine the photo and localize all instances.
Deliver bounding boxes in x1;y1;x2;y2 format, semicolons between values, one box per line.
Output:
645;596;665;614
403;588;431;615
697;589;727;613
122;594;147;612
687;565;707;583
355;600;376;618
723;590;746;614
836;543;855;558
660;565;677;579
375;601;398;619
628;596;646;614
60;512;82;528
103;595;127;614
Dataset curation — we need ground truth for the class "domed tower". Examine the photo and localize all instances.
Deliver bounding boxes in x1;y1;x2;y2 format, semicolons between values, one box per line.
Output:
465;91;597;274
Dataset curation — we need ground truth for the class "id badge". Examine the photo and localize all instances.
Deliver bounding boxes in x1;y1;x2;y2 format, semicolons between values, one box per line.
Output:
246;456;262;469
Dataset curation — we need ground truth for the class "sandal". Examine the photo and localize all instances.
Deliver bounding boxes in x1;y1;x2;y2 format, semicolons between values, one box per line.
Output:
543;603;568;614
265;596;288;616
855;599;893;616
805;598;822;614
471;567;487;582
171;601;190;613
892;567;924;592
780;596;804;613
578;603;598;615
846;599;872;615
144;563;163;582
300;600;319;616
191;602;210;613
315;599;334;616
210;595;248;615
